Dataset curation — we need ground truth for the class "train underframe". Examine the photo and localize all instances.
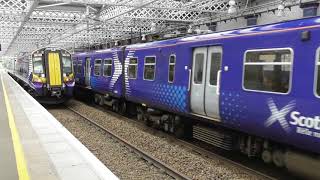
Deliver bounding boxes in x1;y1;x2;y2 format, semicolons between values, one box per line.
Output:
9;73;73;104
81;88;320;179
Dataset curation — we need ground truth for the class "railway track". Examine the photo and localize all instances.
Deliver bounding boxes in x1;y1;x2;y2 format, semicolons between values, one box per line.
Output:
66;106;191;180
66;102;278;180
174;140;276;180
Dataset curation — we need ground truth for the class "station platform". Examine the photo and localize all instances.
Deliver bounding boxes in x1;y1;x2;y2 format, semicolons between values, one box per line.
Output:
0;70;118;180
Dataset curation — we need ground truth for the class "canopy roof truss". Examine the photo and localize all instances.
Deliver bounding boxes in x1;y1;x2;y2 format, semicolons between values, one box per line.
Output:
0;0;316;57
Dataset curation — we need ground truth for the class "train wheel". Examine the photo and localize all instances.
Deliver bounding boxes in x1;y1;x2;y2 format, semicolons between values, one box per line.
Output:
143;117;152;127
94;94;99;104
136;106;143;121
272;149;285;168
99;96;104;106
174;125;185;139
137;113;143;121
119;101;127;115
262;150;272;164
112;101;119;112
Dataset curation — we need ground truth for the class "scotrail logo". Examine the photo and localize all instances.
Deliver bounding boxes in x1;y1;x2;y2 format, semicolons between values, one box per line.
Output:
265;98;320;138
264;98;296;133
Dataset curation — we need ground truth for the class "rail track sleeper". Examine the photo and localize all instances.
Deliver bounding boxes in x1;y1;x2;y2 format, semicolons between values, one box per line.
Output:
67;106;191;180
90;103;277;180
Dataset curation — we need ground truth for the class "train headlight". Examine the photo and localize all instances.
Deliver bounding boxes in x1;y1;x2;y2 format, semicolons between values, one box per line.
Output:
32;74;46;83
41;73;45;78
63;73;66;77
63;73;74;83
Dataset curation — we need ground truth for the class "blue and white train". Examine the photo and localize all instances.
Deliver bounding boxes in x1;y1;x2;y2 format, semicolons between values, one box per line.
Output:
73;17;320;179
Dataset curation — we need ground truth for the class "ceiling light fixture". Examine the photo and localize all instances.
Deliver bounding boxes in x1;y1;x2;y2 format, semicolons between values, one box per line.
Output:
151;23;157;32
277;4;285;17
228;0;237;14
141;35;146;41
187;25;193;33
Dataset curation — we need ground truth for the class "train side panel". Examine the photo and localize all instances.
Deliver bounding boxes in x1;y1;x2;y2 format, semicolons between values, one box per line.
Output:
176;19;320;154
123;17;320;154
74;48;124;99
124;42;191;114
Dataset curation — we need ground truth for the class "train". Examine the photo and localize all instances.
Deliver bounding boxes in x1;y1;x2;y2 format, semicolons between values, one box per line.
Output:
72;16;320;179
9;47;75;104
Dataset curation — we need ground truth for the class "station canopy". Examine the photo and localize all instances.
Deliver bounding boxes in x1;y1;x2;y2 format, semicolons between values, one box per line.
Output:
0;0;306;57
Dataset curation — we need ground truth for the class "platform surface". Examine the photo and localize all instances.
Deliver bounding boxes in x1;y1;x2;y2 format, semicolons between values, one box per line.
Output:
0;70;118;180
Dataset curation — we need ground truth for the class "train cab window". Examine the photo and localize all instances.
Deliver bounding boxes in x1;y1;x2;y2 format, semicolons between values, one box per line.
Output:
62;56;72;74
103;59;112;77
33;56;44;74
243;49;292;93
209;53;221;85
144;56;156;80
94;59;102;76
194;53;204;84
128;58;138;79
316;50;320;96
168;55;176;83
73;59;77;73
77;60;82;74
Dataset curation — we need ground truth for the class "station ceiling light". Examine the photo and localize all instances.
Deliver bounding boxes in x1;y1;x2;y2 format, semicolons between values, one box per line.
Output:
277;4;285;17
228;0;237;14
141;35;146;41
150;23;157;32
187;25;193;34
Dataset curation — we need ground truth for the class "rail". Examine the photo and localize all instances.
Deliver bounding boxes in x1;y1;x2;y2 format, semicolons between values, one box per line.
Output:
66;106;192;180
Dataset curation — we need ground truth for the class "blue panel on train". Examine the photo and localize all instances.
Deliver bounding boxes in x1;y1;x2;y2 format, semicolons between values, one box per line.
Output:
151;83;188;113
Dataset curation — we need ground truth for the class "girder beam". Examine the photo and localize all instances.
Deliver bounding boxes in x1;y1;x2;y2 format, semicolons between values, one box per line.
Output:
5;0;40;55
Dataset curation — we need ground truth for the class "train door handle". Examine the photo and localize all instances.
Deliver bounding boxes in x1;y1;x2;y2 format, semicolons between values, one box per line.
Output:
188;69;192;92
216;70;222;95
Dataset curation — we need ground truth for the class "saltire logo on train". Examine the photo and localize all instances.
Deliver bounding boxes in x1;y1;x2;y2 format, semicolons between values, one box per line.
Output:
110;51;122;92
265;98;295;133
265;98;320;138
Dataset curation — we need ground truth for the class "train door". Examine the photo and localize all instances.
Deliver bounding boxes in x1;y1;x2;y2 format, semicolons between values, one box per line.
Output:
190;46;222;120
85;57;91;86
190;47;207;115
47;52;62;87
205;47;222;119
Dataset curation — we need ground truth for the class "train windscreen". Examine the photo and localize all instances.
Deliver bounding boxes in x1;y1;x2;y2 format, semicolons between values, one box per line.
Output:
33;56;44;74
62;56;72;74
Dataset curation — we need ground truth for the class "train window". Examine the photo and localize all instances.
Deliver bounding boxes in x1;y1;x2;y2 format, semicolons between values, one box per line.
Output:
94;59;102;76
168;55;176;83
77;60;82;74
128;58;138;79
209;53;221;85
243;49;292;93
316;51;320;96
103;59;112;77
194;53;204;84
33;56;44;74
62;56;72;74
144;56;156;81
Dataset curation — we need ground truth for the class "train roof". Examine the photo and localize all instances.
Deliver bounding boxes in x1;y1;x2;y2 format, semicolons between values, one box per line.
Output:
32;47;71;54
74;16;320;54
126;16;320;50
74;47;122;57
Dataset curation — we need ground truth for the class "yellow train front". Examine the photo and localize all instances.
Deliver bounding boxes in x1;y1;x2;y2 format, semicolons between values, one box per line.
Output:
29;48;75;104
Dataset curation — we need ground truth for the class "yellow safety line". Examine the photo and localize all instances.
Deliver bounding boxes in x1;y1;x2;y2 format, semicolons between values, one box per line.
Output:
1;75;30;180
